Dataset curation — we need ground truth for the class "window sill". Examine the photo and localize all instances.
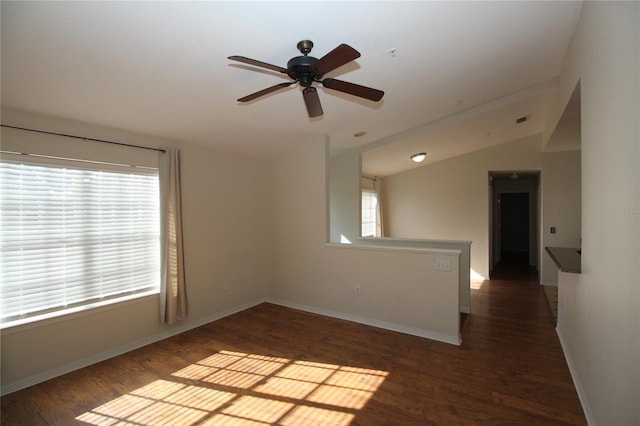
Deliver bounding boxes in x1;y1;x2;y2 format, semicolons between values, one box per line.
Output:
1;291;159;335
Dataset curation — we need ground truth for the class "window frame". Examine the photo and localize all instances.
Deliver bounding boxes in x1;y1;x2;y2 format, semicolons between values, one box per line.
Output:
361;187;379;238
0;153;161;329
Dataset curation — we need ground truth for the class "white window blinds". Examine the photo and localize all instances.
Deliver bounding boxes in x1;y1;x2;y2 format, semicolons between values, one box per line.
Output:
0;155;160;327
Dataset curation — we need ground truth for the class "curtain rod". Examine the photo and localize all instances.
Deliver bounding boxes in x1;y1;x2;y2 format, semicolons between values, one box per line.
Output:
362;175;377;181
1;124;166;153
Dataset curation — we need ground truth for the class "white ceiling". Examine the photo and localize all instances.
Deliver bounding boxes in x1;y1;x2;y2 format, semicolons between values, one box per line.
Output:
1;1;582;175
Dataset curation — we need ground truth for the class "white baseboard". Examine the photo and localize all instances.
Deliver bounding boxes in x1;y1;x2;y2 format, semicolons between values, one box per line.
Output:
1;298;267;396
556;326;596;426
2;297;462;395
265;298;461;346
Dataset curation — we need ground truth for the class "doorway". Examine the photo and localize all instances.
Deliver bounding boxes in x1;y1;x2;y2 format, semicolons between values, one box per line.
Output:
489;171;540;281
500;192;530;265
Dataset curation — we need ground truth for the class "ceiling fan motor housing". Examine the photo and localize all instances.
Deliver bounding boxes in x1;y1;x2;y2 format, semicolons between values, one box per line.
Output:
286;56;321;87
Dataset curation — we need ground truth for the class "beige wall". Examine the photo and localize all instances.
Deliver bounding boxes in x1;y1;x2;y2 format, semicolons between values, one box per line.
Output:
329;150;360;244
541;150;581;285
1;109;271;392
380;135;544;279
546;2;639;425
271;139;461;344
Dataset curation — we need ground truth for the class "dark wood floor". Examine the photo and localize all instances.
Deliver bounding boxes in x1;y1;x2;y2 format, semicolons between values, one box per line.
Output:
490;251;539;282
1;276;586;425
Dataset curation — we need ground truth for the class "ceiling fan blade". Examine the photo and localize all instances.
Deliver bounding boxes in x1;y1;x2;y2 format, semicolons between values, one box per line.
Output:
322;78;384;101
228;55;288;74
313;44;361;76
237;82;294;102
303;87;323;117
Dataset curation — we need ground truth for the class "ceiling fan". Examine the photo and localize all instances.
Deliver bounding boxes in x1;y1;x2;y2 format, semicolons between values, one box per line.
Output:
228;40;384;118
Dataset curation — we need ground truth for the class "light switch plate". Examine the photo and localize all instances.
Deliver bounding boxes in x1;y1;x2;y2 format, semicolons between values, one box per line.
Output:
436;259;452;272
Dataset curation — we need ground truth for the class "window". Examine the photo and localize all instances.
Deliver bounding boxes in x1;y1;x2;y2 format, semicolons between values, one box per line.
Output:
0;155;160;327
361;188;378;237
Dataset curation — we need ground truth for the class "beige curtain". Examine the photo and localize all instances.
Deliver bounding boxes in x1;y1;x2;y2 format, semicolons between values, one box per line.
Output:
159;148;187;324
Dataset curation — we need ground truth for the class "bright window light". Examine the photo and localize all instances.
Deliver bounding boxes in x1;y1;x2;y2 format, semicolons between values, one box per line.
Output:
0;157;160;327
361;189;378;237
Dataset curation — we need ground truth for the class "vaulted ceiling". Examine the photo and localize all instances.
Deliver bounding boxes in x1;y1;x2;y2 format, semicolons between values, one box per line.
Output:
1;1;582;176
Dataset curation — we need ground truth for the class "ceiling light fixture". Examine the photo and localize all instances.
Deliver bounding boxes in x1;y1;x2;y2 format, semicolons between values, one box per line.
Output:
510;172;520;180
411;152;427;163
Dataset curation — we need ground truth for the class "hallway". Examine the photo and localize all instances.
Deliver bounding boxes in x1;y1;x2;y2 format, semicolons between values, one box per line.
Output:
460;272;583;423
490;250;538;282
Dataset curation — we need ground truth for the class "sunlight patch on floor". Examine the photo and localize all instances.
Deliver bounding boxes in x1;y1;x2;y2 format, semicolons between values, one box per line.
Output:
471;281;486;290
76;350;388;425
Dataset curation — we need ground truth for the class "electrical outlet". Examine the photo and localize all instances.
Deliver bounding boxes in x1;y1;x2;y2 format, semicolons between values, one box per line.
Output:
355;285;362;295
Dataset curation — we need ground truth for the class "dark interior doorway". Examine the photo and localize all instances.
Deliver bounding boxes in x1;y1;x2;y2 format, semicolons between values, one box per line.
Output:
489;172;540;281
501;192;530;260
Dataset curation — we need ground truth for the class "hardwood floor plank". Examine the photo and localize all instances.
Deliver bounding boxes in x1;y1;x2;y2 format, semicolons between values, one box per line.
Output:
1;277;586;425
0;391;48;426
491;391;586;425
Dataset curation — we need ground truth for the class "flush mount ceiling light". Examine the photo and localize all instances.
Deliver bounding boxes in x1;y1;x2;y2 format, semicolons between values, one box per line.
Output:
411;152;427;163
510;172;520;179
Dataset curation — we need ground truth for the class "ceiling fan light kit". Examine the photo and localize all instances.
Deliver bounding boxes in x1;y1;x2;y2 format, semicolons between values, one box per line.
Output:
228;40;384;118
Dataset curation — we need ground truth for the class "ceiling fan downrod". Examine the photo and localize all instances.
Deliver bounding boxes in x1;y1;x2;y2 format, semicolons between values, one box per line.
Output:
296;40;314;55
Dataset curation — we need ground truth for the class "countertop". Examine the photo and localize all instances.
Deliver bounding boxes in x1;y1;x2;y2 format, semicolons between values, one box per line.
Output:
545;247;581;273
